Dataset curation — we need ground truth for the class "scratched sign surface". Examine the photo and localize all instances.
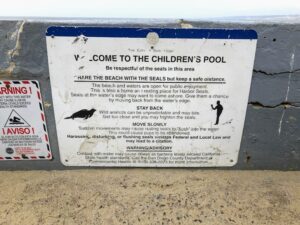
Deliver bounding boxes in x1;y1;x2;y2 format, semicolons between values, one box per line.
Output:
46;27;257;167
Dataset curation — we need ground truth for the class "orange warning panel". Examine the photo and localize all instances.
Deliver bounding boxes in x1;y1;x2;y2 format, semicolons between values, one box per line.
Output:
0;80;52;160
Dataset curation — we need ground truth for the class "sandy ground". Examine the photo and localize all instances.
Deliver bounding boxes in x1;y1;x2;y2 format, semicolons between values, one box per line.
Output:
0;170;299;225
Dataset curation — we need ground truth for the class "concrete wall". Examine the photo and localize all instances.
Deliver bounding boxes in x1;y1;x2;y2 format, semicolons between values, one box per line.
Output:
0;18;299;170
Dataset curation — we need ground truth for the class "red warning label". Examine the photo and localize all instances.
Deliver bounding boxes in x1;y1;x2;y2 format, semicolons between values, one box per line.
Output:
0;80;52;160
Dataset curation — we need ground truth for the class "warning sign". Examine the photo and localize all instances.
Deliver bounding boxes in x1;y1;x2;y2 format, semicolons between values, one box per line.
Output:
46;27;257;167
0;80;52;160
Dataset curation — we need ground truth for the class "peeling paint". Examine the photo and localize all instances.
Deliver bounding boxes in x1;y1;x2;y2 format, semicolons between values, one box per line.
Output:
222;119;233;125
78;134;98;154
178;19;194;28
0;20;25;76
180;22;193;28
72;36;80;44
43;101;52;108
83;36;88;44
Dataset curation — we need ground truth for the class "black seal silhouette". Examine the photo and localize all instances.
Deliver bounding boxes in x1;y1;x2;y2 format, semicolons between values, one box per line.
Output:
211;101;223;125
65;109;96;120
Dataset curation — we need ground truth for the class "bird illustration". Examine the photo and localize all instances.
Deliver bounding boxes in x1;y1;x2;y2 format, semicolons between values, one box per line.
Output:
65;109;96;120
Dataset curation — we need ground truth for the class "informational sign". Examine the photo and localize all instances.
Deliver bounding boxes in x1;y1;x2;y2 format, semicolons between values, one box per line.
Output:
0;80;52;160
46;27;257;167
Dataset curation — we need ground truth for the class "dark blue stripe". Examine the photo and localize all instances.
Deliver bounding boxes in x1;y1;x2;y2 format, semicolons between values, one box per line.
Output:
46;27;257;39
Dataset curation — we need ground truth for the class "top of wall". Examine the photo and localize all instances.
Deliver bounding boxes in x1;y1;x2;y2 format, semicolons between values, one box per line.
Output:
0;15;300;25
0;0;299;24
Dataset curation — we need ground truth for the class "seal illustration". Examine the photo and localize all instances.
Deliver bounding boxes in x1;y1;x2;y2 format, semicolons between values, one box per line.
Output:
65;109;96;120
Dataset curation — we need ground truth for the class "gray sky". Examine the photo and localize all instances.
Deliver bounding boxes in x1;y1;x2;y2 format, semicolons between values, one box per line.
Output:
1;0;300;19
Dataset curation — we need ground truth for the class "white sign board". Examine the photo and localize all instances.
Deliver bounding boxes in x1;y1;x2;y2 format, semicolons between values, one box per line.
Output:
46;27;257;167
0;80;52;160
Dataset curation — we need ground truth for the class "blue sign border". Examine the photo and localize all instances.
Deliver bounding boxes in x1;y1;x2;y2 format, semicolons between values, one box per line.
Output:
46;27;257;40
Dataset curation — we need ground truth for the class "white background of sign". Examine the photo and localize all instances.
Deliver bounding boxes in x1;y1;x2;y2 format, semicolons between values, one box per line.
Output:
47;28;257;167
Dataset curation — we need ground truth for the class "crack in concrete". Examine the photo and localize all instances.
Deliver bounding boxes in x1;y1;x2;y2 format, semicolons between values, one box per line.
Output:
253;68;300;76
248;101;300;109
250;47;299;141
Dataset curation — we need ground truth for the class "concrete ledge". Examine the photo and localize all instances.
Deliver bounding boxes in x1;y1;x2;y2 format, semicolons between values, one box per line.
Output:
0;170;299;224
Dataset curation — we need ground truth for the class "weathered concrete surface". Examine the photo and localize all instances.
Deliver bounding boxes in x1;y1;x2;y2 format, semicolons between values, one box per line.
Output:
0;18;299;170
0;170;299;225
